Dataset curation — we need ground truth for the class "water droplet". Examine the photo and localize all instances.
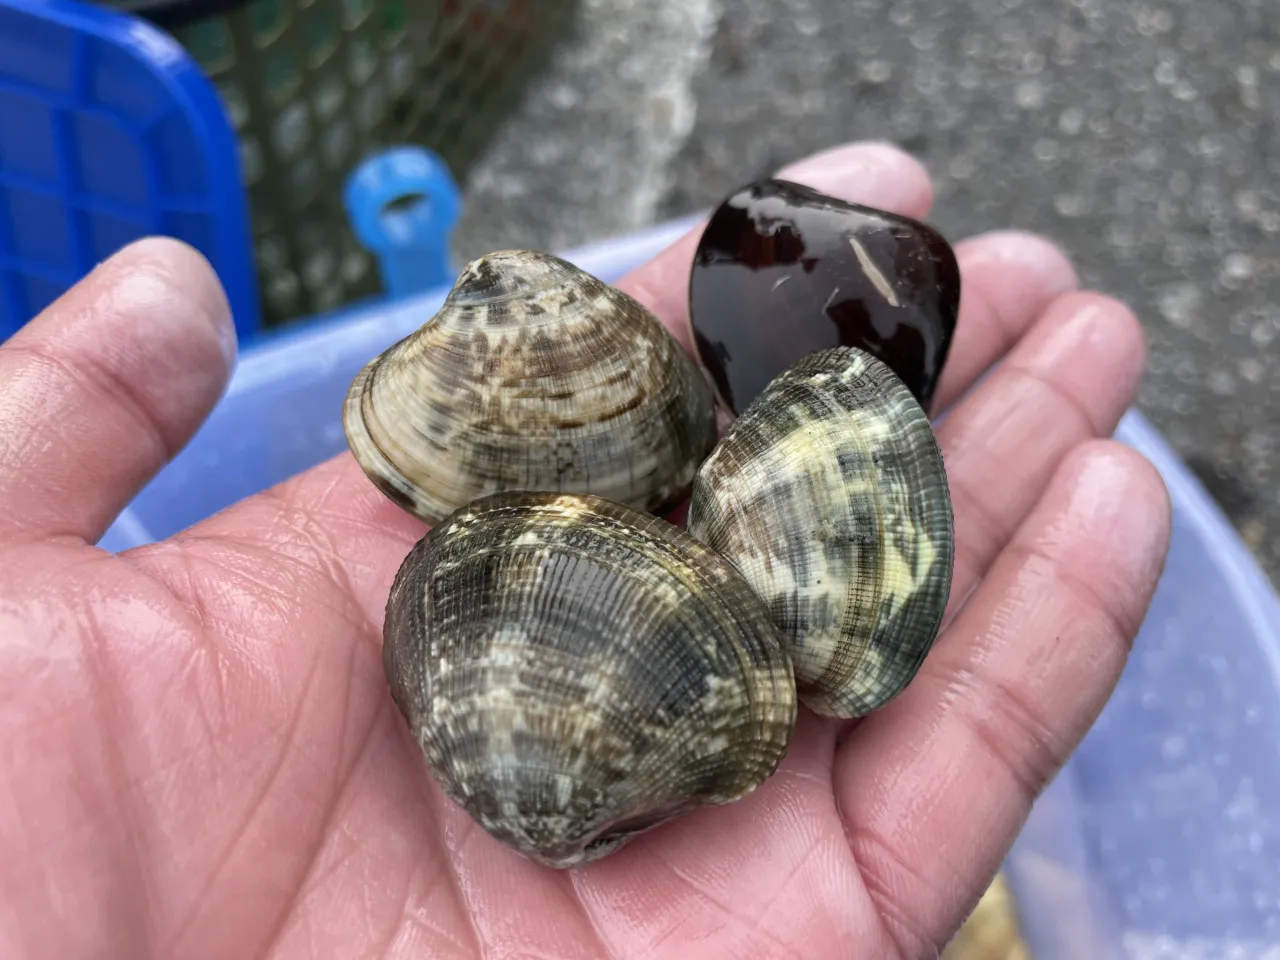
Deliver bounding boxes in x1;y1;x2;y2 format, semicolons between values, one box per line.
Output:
957;64;982;89
218;81;249;129
1014;79;1046;109
1197;135;1224;159
1161;735;1187;760
1209;369;1236;396
547;83;582;110
1234;190;1261;218
530;138;565;166
341;251;368;284
303;251;334;292
1157;282;1202;328
862;59;892;84
1033;137;1061;162
949;154;976;180
1221;252;1255;282
1054;193;1087;217
257;236;287;270
1239;357;1265;383
267;271;299;310
271;102;309;159
239;137;264;184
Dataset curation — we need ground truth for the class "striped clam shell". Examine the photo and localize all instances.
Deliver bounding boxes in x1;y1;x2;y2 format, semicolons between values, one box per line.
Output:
382;491;798;868
687;346;955;718
343;250;718;526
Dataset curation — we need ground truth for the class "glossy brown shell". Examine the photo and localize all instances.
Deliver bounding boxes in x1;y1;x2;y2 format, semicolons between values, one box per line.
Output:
382;491;798;867
687;346;955;718
343;250;718;525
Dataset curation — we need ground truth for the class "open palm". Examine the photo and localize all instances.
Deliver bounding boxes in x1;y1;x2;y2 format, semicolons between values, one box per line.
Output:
0;142;1170;959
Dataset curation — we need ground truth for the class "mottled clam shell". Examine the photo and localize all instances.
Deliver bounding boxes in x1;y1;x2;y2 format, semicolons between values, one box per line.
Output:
343;250;717;525
382;491;798;868
687;346;954;718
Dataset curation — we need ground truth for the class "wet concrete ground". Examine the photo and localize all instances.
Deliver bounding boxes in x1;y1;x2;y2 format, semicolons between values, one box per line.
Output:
453;0;1280;586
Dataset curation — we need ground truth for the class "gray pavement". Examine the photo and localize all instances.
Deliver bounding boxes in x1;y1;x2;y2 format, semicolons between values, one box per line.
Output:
452;0;1280;585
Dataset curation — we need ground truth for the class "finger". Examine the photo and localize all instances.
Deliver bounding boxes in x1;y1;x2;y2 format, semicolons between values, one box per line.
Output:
0;238;235;544
936;290;1147;623
930;230;1080;414
615;141;937;358
835;441;1171;956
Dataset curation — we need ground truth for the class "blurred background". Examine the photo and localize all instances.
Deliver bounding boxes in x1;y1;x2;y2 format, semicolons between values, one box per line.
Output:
451;0;1280;591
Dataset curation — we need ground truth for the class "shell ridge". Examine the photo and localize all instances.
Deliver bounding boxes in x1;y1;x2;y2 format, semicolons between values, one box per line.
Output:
822;346;953;714
804;352;897;714
784;364;885;710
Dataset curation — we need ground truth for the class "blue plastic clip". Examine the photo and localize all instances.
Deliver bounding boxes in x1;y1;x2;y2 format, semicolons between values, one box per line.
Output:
342;146;462;301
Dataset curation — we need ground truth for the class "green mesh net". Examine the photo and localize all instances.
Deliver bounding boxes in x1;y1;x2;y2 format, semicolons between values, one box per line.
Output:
111;0;578;328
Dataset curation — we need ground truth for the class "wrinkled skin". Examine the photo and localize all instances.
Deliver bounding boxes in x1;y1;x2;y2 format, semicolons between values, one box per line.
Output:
0;142;1170;959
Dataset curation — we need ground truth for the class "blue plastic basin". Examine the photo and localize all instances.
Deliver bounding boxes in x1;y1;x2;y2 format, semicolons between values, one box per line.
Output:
98;217;1280;957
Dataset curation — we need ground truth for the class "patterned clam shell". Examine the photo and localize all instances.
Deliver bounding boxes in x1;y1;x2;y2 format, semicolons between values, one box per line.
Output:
687;346;955;719
343;250;718;526
382;491;798;868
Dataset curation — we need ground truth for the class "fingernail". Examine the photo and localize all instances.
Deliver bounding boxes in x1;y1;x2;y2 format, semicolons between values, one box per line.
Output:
1034;298;1111;367
1066;445;1170;572
1028;293;1146;393
775;141;933;216
957;230;1080;296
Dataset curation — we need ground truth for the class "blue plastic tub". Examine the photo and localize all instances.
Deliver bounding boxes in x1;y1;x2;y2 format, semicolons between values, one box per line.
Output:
97;216;1280;957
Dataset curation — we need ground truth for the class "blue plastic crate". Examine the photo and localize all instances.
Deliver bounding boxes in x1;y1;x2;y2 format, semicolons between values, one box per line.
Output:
91;214;1280;956
0;0;259;342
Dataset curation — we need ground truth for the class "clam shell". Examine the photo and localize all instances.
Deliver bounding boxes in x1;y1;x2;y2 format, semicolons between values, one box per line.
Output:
343;250;717;525
687;346;954;718
382;491;798;868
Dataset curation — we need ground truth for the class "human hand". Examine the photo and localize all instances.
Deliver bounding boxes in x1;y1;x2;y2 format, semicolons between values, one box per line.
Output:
0;141;1171;959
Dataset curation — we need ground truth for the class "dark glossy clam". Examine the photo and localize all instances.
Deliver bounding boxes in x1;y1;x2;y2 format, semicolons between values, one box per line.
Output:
687;178;961;415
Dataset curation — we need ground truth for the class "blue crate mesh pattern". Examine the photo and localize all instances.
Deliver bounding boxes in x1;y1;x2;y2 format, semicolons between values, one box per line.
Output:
0;0;258;342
